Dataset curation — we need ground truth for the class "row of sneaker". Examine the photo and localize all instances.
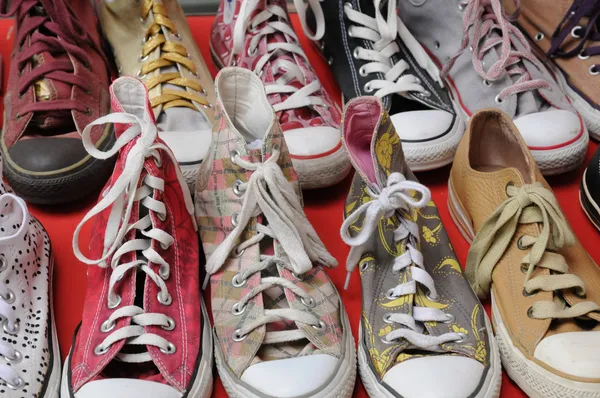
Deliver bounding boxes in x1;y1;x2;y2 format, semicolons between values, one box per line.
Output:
5;66;599;397
3;0;600;208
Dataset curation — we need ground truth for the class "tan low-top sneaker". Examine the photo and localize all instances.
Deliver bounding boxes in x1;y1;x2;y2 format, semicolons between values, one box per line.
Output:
449;108;600;397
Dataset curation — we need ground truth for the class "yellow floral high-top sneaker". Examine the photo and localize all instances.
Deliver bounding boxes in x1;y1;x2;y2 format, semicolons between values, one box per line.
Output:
98;0;216;190
340;96;501;398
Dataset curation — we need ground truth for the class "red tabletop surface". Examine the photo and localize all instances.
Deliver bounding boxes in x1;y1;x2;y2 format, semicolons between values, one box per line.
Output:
0;14;598;398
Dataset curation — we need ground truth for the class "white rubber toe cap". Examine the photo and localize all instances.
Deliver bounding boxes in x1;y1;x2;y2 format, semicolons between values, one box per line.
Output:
75;379;181;398
382;356;485;397
284;126;341;158
534;331;600;379
158;128;212;164
514;110;582;148
390;110;454;142
240;354;338;397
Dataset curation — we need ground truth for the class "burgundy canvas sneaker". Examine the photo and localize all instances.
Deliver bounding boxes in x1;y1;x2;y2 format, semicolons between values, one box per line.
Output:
61;77;212;398
210;0;351;189
0;0;115;205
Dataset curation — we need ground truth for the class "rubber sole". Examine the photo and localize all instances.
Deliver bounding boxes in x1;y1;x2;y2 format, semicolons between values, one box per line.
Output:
358;316;501;398
214;305;357;398
44;252;62;398
448;177;600;397
580;168;600;231
1;130;117;205
60;298;213;397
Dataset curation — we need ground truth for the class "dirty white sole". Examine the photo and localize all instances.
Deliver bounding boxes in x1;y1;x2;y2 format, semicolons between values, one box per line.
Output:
402;114;465;172
357;309;501;397
292;144;352;190
214;305;357;398
60;298;213;398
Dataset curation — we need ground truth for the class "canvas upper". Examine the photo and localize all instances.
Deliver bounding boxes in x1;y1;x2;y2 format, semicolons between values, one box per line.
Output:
0;154;60;397
62;77;212;398
195;67;356;398
397;0;589;176
0;0;115;204
340;96;500;398
449;108;600;396
210;0;351;189
503;0;600;138
298;0;465;171
98;0;216;188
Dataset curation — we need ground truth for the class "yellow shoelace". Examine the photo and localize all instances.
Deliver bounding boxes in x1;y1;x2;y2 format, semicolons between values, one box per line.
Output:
139;0;208;111
467;183;600;319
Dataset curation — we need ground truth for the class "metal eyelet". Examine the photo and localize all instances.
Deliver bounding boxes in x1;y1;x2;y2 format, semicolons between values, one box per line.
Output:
579;51;590;60
443;313;455;323
158;292;172;306
15;113;21;120
247;47;258;56
520;263;529;274
359;66;368;77
94;344;109;355
138;54;149;62
163;317;176;331
327;57;333;66
233;179;244;196
231;212;239;227
353;47;361;59
232;273;246;287
0;257;6;272
232;329;248;341
348;28;354;38
6;376;25;390
136;69;147;79
522;288;536;297
589;65;599;76
527;306;535;318
505;181;515;196
232;302;246;315
385;288;396;300
364;82;374;93
108;295;122;309
85;106;92;116
516;236;527;250
1;290;15;304
427;293;440;302
458;2;466;11
383;313;394;324
230;149;241;163
100;320;116;333
233;246;245;258
359;261;370;271
160;342;177;354
571;26;583;39
5;350;22;364
3;321;19;335
455;332;467;343
483;79;492;87
292;272;305;281
495;94;504;104
381;336;396;345
319;41;326;51
159;265;170;280
301;296;316;308
312;320;327;330
535;32;544;41
434;41;440;49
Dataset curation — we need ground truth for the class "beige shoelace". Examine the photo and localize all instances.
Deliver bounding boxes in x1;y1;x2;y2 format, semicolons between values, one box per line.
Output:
139;0;208;111
467;183;600;319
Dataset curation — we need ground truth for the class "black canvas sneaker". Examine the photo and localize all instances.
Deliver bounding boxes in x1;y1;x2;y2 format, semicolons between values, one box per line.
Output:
296;0;465;171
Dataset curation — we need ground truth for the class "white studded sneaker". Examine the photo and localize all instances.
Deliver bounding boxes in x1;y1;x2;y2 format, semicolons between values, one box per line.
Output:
398;0;590;175
0;160;60;397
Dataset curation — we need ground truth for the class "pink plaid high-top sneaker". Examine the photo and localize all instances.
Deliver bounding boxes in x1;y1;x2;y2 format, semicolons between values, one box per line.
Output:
62;77;212;398
210;0;351;189
195;67;356;397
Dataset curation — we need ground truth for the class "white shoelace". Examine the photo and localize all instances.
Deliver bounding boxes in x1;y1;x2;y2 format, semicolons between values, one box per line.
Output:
204;148;337;342
72;111;195;363
0;194;29;390
296;0;443;99
231;0;328;113
341;173;463;350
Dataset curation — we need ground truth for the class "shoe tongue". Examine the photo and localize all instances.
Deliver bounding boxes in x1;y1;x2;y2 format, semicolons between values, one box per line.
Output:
370;112;409;187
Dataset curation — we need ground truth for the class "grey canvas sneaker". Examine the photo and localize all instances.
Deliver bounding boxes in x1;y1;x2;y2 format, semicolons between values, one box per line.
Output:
398;0;589;176
340;96;501;397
